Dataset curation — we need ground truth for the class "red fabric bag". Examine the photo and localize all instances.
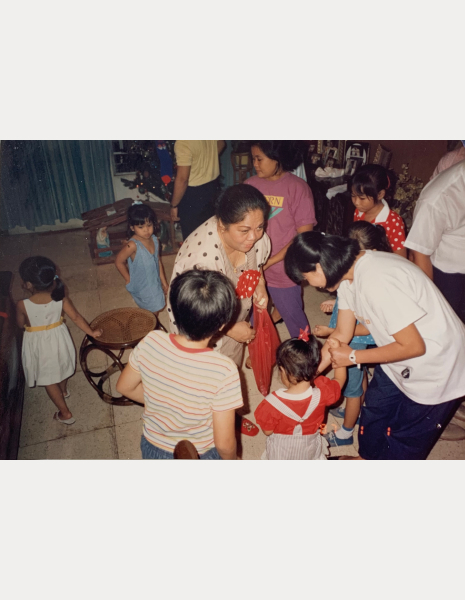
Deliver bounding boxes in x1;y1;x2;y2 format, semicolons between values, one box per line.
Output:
248;304;281;396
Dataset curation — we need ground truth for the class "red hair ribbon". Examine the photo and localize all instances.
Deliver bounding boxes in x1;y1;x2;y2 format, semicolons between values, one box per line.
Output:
0;312;8;319
298;326;310;342
386;175;390;190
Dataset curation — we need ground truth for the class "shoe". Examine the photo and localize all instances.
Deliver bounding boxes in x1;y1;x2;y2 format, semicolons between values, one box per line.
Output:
439;422;465;441
452;403;465;423
174;440;199;459
53;412;76;425
273;318;284;325
329;405;360;425
240;417;259;437
324;431;354;447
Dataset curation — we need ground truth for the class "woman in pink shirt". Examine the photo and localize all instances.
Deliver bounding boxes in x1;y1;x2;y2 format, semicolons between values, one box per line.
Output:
245;141;317;339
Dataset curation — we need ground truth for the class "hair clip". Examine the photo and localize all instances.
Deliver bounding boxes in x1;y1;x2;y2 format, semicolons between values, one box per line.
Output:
298;326;310;342
54;274;58;280
132;200;143;205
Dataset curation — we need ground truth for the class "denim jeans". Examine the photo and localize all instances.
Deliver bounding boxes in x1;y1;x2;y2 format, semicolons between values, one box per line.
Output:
140;436;222;460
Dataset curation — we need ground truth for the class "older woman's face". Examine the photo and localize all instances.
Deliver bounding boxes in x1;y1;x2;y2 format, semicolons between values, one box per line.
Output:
220;209;266;254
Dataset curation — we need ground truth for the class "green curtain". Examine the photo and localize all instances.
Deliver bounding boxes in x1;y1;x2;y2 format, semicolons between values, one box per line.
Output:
0;140;115;230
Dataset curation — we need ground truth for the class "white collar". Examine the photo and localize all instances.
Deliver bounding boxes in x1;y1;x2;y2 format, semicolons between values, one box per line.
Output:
355;198;390;223
274;387;312;401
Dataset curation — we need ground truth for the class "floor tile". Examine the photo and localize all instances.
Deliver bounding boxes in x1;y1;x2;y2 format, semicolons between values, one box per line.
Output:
18;427;118;460
114;420;143;459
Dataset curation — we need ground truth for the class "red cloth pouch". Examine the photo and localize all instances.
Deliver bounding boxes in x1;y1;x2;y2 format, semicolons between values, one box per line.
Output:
248;304;281;396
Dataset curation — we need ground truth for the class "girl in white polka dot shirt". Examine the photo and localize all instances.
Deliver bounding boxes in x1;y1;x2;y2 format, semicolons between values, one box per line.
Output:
351;164;407;258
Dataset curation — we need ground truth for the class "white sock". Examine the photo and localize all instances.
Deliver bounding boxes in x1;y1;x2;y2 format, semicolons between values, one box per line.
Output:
335;424;354;439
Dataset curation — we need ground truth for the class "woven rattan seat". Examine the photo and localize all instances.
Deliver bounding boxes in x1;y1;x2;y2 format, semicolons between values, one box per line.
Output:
90;307;156;346
80;307;160;405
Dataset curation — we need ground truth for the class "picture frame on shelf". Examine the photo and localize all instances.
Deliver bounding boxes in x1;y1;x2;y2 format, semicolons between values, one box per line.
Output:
310;153;322;166
373;143;393;168
344;141;370;175
317;141;345;167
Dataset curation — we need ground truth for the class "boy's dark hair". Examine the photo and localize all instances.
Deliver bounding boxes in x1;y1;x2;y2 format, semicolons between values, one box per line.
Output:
169;269;238;341
276;337;320;384
127;202;158;238
250;141;307;173
215;184;269;227
285;231;360;289
19;256;65;302
350;164;397;204
347;221;393;253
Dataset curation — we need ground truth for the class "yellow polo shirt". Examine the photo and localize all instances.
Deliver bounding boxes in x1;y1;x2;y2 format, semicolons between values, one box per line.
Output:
174;140;220;187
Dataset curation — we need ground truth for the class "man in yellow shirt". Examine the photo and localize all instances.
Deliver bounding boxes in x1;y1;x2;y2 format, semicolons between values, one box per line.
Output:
171;141;225;240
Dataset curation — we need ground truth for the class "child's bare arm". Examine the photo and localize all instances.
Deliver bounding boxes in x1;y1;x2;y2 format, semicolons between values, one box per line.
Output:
158;257;169;294
327;338;347;391
354;323;370;336
115;241;136;284
261;429;274;436
16;300;27;329
115;363;145;404
62;297;102;338
212;409;237;459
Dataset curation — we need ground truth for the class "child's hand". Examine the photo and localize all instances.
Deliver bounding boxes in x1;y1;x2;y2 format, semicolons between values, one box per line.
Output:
91;328;104;338
313;325;332;338
327;337;341;349
320;299;336;313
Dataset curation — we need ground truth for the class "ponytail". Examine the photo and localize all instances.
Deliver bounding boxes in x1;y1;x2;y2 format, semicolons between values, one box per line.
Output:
19;256;65;301
51;275;65;301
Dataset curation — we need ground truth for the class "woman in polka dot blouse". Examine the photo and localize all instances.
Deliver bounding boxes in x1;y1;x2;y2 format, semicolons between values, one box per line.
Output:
351;164;407;258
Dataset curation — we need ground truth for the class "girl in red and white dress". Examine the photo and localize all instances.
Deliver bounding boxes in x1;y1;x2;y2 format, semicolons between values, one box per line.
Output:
254;330;346;460
351;164;407;258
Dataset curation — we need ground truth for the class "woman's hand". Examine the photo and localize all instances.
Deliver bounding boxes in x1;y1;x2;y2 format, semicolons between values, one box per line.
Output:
320;299;336;313
252;281;268;309
170;207;180;222
227;321;256;344
328;340;352;368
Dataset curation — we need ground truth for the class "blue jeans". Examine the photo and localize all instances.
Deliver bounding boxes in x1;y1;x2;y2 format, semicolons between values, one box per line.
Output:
140;436;222;460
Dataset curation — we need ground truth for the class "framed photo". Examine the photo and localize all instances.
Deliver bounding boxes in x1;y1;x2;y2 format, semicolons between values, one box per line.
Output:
307;141;318;155
317;141;345;167
309;152;322;165
344;141;370;174
373;143;392;168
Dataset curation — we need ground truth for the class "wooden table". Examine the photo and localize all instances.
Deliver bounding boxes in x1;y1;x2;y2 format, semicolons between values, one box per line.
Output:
79;307;163;405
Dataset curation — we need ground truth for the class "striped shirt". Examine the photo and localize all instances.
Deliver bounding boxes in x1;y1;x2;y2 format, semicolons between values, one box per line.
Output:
129;331;243;453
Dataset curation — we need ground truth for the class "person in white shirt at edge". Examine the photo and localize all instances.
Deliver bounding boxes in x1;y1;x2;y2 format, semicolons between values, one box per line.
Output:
284;231;465;459
405;159;465;438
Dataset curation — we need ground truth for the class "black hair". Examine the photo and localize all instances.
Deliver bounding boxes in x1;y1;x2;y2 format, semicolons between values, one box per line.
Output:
285;231;360;289
215;184;269;227
127;202;157;238
350;164;397;205
169;269;238;341
347;221;393;253
250;141;307;173
19;256;65;302
276;337;320;385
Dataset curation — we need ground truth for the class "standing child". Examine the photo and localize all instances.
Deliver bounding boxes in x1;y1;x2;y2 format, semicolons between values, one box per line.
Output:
115;202;169;314
116;269;243;459
16;256;102;425
351;164;407;257
313;221;392;448
254;331;346;460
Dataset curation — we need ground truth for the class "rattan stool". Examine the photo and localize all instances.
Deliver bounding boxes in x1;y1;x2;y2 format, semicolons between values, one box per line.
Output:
79;307;160;405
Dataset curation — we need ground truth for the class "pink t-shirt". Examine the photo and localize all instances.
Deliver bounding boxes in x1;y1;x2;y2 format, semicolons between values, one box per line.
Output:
245;172;317;287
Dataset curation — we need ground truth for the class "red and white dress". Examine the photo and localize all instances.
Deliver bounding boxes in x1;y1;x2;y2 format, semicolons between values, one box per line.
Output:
254;377;341;460
354;198;406;252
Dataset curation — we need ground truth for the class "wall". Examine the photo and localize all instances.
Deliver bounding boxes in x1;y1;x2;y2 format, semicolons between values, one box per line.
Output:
359;140;447;184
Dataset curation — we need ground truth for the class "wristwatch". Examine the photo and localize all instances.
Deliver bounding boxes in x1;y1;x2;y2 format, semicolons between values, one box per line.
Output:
349;349;361;369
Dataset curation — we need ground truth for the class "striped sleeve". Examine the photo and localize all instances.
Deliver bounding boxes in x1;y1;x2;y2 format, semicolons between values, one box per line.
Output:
211;359;243;412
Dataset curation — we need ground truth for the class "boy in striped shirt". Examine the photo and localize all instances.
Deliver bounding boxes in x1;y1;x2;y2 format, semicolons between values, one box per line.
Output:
116;269;243;459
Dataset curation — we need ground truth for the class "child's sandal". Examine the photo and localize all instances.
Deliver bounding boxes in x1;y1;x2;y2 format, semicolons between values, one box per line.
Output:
54;412;76;425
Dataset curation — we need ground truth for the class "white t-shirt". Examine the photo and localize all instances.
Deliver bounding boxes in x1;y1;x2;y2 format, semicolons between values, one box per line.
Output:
405;161;465;273
337;250;465;405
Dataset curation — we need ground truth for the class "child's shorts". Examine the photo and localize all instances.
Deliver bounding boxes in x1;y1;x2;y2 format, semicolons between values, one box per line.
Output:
342;342;367;398
358;365;462;460
140;436;222;460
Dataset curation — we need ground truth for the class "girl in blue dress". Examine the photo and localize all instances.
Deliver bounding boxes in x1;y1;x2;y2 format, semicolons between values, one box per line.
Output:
115;203;169;314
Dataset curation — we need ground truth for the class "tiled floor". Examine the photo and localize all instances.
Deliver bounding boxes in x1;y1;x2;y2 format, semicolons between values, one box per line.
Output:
1;228;464;460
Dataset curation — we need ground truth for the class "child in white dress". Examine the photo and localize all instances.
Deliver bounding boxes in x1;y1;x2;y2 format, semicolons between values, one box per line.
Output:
255;330;346;459
16;256;102;424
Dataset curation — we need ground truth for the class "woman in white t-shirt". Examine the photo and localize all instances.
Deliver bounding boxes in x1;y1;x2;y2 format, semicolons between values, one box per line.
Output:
284;231;465;459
